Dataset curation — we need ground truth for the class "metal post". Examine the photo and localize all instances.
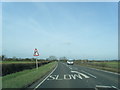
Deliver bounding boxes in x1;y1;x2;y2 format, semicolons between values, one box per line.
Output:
36;58;38;69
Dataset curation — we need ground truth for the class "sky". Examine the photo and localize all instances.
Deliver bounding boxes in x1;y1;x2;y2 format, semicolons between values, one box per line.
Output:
2;2;118;60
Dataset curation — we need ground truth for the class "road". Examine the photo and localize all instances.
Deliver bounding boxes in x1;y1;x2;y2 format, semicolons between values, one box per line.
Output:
30;61;119;89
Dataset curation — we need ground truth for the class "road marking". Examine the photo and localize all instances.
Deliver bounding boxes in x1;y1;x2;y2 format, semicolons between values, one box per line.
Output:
88;67;120;75
69;67;72;70
96;85;120;90
34;63;58;90
72;67;78;70
47;74;83;80
47;75;63;80
47;75;56;80
71;74;82;79
68;66;78;70
55;75;59;80
111;86;120;90
79;73;89;78
63;63;72;70
71;71;89;78
64;74;72;80
81;70;96;78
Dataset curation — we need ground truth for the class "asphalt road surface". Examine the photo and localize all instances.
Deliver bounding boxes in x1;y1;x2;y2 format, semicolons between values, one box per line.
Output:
30;61;120;89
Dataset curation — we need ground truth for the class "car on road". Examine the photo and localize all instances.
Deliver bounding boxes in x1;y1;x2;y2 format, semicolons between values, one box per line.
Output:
67;60;74;65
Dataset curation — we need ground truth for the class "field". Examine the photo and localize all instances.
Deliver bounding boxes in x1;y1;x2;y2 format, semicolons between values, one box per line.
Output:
89;61;119;68
2;61;57;88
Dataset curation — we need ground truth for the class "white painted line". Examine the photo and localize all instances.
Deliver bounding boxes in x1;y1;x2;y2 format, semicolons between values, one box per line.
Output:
72;67;78;70
112;86;120;90
79;73;89;78
71;70;89;78
81;70;97;78
96;85;120;90
71;74;82;79
69;67;72;70
88;67;120;75
34;63;58;90
96;85;112;88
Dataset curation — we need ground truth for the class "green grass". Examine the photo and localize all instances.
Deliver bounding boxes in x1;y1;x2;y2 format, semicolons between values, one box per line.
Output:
0;77;2;90
106;62;120;68
2;61;57;88
74;61;120;73
92;62;119;68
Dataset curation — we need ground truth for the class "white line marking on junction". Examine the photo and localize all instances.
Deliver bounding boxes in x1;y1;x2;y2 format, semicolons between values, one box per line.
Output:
72;67;78;70
88;67;120;75
111;86;120;90
96;85;120;90
69;67;72;70
96;85;112;88
81;70;97;78
71;71;89;78
34;63;58;90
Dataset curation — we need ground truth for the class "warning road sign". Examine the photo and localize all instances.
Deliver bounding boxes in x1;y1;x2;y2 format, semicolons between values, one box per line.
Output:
33;48;39;56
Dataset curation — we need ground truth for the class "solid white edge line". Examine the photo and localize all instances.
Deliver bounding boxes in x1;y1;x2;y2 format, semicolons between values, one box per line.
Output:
112;86;120;90
88;67;120;75
96;85;112;88
96;85;120;90
33;63;58;90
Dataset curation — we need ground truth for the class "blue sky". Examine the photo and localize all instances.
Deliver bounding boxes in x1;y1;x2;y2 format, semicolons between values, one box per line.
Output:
2;2;118;60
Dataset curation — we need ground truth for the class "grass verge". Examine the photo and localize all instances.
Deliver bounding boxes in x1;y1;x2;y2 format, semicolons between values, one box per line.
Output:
76;62;120;74
2;61;57;88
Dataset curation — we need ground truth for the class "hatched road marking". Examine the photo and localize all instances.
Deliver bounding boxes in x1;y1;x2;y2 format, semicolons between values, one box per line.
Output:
71;70;89;78
81;70;97;78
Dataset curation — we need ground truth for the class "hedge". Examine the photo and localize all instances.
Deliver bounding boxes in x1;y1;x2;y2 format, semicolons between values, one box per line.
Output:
2;61;50;76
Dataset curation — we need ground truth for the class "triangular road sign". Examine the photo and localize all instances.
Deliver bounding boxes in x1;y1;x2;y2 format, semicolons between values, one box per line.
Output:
33;48;39;56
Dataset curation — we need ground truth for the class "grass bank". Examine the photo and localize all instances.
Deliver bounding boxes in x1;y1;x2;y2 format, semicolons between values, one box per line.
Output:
74;61;120;73
2;61;57;88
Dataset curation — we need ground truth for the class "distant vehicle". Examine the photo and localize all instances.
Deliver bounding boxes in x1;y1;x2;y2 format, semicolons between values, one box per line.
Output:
67;60;74;65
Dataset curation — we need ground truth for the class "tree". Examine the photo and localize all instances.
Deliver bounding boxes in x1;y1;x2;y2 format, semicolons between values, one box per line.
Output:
0;56;2;61
59;56;68;61
2;55;6;61
13;56;17;60
47;56;57;60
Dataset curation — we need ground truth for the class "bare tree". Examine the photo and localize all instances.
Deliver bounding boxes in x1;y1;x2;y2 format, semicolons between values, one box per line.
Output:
2;55;6;61
47;56;57;60
59;56;68;60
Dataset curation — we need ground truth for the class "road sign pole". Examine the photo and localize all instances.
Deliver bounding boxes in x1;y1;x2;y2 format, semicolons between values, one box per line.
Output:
33;48;39;69
36;58;38;69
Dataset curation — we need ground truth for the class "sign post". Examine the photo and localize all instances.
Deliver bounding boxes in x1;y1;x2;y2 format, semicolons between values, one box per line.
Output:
33;48;39;69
